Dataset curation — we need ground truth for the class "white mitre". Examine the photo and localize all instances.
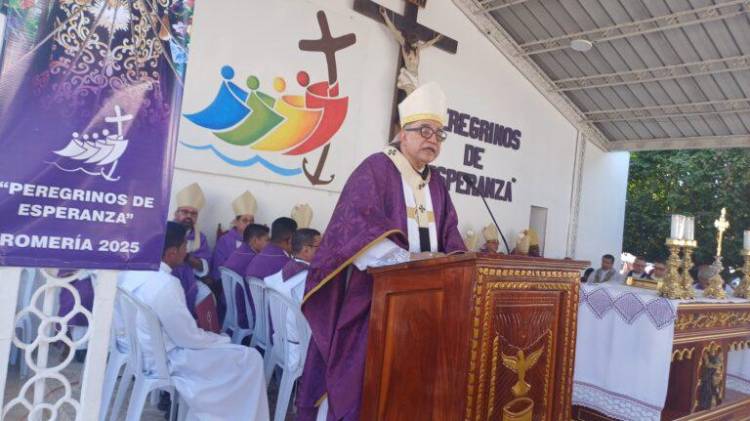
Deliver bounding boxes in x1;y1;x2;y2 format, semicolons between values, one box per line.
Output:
398;81;447;127
482;224;499;242
175;182;205;211
463;229;479;251
232;191;257;216
291;203;313;228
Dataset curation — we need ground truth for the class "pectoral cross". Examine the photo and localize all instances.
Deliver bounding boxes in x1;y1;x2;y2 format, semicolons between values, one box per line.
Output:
714;208;730;258
353;0;458;137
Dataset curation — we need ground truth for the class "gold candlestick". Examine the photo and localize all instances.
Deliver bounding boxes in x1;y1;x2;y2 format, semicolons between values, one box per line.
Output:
681;241;697;299
659;239;685;299
734;250;750;299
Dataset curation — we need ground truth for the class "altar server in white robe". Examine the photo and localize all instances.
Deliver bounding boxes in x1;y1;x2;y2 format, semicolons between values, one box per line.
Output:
118;221;269;421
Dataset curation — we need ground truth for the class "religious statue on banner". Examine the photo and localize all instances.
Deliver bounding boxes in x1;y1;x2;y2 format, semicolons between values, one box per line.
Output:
380;6;442;94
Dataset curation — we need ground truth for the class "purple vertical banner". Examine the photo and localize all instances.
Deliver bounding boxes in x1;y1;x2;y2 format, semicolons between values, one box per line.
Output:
0;0;196;270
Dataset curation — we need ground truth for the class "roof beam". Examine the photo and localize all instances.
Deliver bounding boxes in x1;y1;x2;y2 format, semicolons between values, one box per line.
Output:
474;0;529;14
584;98;750;123
608;135;750;151
454;0;612;151
519;0;749;56
553;55;750;92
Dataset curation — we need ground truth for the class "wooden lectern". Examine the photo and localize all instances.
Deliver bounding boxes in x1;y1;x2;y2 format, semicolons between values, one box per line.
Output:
361;253;587;421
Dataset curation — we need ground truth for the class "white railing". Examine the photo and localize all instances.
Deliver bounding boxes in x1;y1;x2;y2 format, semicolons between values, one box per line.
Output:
0;267;117;420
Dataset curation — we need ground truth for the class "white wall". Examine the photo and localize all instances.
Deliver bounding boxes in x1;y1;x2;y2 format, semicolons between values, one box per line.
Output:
575;147;630;267
172;0;627;260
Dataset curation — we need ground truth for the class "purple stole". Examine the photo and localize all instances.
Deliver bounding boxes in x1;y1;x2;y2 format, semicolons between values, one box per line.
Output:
283;259;310;281
296;152;466;420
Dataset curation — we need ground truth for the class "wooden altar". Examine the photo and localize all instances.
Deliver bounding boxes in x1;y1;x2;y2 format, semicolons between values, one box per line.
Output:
573;302;750;420
360;253;588;421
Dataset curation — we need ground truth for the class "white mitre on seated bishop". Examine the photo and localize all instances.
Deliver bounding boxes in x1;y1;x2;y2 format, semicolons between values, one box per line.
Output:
482;224;499;242
232;191;257;216
463;229;479;251
175;182;206;250
398;81;447;127
291;203;313;228
176;182;205;211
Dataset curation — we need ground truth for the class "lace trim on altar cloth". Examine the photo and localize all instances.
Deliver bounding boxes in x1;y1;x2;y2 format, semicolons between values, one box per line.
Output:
727;374;750;394
573;381;662;421
580;286;677;330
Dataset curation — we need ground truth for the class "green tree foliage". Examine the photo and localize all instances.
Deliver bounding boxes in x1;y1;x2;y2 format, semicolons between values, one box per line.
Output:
624;149;750;270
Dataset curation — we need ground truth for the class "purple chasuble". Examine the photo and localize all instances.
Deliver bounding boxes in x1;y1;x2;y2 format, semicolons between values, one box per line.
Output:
245;243;292;280
296;152;466;421
172;229;211;316
223;244;257;329
57;272;94;327
211;228;242;280
282;259;309;281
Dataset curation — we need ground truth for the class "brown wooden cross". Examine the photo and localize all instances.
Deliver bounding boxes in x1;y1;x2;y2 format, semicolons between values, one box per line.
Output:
298;11;357;185
353;0;458;137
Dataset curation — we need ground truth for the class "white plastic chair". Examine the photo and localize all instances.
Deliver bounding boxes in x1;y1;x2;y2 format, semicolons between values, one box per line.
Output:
264;289;312;421
247;278;269;353
109;288;180;421
10;268;39;378
98;296;130;421
219;267;254;344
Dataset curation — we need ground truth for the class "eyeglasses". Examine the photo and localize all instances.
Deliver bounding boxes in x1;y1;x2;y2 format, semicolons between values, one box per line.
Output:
404;125;448;142
177;208;198;217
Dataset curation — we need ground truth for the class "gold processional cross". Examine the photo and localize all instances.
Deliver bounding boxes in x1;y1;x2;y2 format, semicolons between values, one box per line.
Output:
714;208;730;258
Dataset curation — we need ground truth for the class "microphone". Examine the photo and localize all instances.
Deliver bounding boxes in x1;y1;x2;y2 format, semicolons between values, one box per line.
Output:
461;173;511;254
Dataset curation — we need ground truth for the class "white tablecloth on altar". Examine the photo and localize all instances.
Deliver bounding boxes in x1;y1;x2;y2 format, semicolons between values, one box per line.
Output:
573;283;677;420
573;283;750;420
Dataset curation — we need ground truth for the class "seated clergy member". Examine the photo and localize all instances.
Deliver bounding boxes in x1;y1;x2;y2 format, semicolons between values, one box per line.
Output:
297;82;466;421
118;222;269;421
223;224;270;329
245;217;298;281
585;254;620;283
479;224;500;253
627;256;651;280
212;191;257;280
651;261;667;281
266;228;322;303
265;228;321;366
171;183;219;331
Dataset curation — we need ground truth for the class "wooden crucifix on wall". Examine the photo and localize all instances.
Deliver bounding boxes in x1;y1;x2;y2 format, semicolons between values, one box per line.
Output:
354;0;458;137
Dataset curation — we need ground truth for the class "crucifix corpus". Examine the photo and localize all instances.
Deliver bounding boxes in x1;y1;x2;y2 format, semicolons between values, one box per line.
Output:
354;0;458;136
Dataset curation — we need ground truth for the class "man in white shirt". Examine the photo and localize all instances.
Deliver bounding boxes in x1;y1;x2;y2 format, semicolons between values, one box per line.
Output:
118;222;269;421
585;254;621;284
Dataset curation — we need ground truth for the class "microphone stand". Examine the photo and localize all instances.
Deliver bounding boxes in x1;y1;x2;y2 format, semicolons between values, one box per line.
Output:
462;174;511;254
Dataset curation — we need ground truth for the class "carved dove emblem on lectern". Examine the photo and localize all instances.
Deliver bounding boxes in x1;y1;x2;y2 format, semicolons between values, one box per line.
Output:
502;346;544;397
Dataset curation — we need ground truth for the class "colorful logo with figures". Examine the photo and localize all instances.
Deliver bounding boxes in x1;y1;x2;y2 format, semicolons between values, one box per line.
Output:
181;11;356;185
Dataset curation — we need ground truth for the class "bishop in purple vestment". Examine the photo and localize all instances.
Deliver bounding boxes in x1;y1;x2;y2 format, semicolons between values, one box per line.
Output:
296;82;466;421
211;190;258;280
171;183;213;316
